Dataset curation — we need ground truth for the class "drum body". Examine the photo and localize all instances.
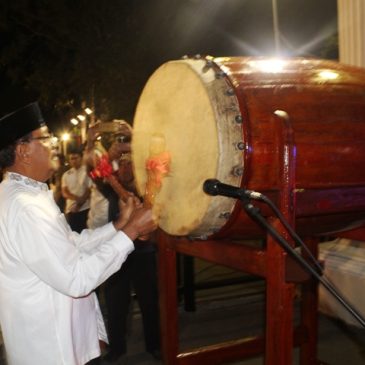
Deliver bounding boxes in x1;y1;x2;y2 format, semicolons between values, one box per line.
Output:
132;57;365;239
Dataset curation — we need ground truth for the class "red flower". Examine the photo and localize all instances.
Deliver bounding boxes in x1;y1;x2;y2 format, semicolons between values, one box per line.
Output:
90;155;113;179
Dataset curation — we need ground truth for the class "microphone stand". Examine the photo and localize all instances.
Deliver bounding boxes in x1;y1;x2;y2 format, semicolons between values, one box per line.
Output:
239;195;365;328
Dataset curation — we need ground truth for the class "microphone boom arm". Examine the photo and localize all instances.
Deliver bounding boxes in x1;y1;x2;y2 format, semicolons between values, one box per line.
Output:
203;178;365;328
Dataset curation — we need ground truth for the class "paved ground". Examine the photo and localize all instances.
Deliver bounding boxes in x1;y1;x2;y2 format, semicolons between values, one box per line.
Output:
121;292;365;365
116;258;365;365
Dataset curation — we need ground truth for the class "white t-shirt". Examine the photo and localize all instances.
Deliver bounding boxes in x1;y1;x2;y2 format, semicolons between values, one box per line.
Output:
0;172;134;365
61;165;92;214
87;184;109;229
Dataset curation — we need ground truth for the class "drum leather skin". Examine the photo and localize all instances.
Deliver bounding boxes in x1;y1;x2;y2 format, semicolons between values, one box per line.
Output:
133;56;365;240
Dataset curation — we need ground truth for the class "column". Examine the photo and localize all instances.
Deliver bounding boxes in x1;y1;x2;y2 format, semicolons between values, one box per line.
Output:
338;0;365;67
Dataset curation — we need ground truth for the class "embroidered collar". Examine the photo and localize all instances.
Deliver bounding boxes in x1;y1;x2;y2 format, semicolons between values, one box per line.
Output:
5;172;49;192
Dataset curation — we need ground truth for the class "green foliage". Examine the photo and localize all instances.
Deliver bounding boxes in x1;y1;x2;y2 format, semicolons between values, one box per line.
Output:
0;0;339;129
0;0;161;124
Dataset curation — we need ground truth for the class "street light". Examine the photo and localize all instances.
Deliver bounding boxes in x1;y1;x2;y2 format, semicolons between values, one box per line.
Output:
272;0;281;55
61;132;70;141
61;132;70;156
76;114;87;143
70;118;79;126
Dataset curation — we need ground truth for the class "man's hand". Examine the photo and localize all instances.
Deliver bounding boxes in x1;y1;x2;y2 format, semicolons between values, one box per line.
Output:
86;125;100;149
121;207;158;241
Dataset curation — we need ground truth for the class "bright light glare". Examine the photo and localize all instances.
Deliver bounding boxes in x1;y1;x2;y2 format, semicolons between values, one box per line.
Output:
318;70;339;80
70;118;79;126
84;107;93;114
249;59;287;73
77;114;86;121
62;133;70;141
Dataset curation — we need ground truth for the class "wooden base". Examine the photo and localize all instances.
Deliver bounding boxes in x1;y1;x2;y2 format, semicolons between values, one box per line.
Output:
157;230;321;365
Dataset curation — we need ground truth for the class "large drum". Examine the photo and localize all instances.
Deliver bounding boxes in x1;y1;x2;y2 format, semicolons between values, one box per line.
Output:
132;56;365;239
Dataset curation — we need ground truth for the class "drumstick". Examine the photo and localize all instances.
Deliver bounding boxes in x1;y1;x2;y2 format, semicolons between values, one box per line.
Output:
144;133;171;208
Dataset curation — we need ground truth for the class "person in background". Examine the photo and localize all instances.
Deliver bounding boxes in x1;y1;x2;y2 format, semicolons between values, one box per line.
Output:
87;183;110;230
62;147;92;232
84;120;131;232
0;102;157;365
49;153;68;212
85;122;161;364
102;150;161;364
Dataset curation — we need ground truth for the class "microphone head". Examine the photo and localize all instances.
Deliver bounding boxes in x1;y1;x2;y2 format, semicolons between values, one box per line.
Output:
203;179;220;196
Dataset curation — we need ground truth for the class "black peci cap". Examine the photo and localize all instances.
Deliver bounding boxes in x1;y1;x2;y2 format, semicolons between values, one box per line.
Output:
0;102;45;150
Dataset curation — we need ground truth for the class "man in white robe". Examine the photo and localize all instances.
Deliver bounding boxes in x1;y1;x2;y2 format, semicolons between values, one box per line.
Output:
0;102;157;365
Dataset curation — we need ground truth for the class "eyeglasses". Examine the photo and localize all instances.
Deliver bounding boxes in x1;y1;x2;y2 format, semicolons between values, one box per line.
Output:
21;135;57;147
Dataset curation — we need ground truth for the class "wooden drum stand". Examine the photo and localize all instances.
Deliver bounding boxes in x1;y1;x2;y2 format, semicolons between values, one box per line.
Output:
157;112;325;365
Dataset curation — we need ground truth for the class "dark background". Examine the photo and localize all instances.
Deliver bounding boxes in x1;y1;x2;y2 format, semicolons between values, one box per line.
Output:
0;0;338;134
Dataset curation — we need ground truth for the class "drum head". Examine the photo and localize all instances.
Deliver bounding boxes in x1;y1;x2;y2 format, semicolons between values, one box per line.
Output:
132;59;243;237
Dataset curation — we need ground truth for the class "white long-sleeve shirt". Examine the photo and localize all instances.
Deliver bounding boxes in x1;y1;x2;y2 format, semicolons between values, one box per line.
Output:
0;172;134;365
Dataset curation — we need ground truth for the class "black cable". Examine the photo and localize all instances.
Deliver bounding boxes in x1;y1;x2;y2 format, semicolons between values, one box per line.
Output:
241;199;365;328
249;192;353;315
250;192;323;275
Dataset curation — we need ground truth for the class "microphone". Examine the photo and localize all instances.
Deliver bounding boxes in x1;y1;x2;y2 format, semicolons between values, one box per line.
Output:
203;179;261;200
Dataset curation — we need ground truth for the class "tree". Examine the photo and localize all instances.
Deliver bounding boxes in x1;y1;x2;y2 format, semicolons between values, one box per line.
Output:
0;0;161;128
0;0;338;131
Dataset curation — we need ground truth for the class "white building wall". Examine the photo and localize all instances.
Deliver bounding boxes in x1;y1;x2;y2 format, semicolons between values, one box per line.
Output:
338;0;365;67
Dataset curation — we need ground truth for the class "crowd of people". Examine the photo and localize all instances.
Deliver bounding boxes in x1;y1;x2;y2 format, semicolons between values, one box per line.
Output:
0;102;161;365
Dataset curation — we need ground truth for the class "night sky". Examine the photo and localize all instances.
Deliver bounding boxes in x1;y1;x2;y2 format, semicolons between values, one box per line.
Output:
156;0;337;57
0;0;338;132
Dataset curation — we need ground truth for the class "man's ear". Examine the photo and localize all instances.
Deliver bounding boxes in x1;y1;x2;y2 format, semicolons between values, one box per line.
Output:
15;143;31;164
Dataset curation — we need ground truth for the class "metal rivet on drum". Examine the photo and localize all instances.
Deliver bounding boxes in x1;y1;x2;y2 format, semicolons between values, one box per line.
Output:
226;88;235;96
215;71;226;79
236;142;245;150
219;212;231;220
235;115;243;124
232;165;244;177
202;60;214;73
